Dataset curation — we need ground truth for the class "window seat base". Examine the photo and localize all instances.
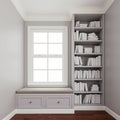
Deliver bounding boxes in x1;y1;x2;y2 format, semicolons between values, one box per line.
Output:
16;88;73;94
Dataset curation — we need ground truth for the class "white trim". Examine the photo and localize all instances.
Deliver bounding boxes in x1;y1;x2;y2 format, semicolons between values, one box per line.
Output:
16;109;74;114
103;0;115;13
27;26;68;87
2;107;120;120
74;106;105;111
10;0;26;19
10;0;114;21
105;107;120;120
2;110;16;120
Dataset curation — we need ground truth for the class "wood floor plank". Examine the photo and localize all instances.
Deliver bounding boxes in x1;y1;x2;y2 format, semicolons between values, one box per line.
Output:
10;111;116;120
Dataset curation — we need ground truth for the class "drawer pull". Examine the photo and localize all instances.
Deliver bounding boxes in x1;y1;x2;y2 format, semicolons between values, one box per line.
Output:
29;101;32;104
57;101;60;104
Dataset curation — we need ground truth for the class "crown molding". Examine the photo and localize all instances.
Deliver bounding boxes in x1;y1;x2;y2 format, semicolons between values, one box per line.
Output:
103;0;115;13
10;0;114;21
24;8;104;21
10;0;26;19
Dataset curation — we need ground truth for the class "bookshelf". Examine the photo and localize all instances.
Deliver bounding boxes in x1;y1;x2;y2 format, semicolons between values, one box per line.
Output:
72;14;104;106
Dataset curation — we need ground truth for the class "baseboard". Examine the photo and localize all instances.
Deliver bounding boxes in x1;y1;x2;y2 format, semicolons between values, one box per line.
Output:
105;107;120;120
2;107;120;120
74;106;105;111
2;110;16;120
16;109;74;114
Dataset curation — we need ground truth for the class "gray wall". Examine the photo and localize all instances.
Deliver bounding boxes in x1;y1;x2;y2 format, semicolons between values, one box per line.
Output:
105;0;120;115
25;21;72;88
0;0;24;119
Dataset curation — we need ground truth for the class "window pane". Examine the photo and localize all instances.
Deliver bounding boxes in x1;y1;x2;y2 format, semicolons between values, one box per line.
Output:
48;70;62;82
34;44;47;55
33;58;47;69
34;32;47;43
49;32;63;43
48;58;62;69
48;44;62;55
33;70;47;82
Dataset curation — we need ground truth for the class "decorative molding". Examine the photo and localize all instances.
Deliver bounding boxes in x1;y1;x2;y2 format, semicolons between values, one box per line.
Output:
10;0;26;19
105;107;120;120
16;109;74;114
2;110;16;120
103;0;115;13
10;0;115;21
74;106;105;111
2;107;120;120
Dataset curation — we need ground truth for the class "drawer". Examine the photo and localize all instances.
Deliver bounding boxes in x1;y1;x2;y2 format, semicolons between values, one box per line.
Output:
46;96;71;109
17;96;43;109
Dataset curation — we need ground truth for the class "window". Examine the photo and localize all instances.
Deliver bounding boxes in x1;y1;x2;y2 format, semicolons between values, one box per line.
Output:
27;26;68;87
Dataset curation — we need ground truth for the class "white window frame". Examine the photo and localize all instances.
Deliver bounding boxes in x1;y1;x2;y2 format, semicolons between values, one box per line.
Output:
27;26;68;87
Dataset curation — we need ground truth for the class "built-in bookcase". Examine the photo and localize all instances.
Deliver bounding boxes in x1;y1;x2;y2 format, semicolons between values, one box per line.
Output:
72;14;104;106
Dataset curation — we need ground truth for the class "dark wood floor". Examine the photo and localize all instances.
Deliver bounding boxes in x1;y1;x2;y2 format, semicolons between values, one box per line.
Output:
11;111;116;120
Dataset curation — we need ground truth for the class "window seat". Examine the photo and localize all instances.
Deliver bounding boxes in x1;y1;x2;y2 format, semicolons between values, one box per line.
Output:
16;87;73;94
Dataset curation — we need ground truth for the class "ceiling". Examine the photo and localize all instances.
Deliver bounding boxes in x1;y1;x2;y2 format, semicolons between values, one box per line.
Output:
10;0;114;21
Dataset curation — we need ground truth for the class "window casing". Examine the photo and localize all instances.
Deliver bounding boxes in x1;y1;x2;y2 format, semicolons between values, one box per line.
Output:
27;26;68;87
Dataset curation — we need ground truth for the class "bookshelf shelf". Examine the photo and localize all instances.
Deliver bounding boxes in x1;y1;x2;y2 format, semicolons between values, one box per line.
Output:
74;104;102;106
74;27;102;32
72;14;104;106
75;79;102;81
74;66;102;68
75;91;102;94
74;53;102;56
74;40;102;44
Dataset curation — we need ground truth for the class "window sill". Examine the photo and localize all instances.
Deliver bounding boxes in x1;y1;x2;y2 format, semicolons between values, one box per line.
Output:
16;87;73;94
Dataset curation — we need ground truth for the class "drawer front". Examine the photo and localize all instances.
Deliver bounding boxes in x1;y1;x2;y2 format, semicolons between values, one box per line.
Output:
46;96;71;108
18;96;43;109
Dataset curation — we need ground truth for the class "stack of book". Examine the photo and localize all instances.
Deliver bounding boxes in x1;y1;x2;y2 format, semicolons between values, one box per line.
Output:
84;47;93;53
75;45;83;53
74;32;99;41
79;33;87;40
75;94;82;105
74;70;101;79
75;21;100;28
94;46;101;53
83;94;100;104
88;33;99;41
75;21;88;28
91;84;99;91
74;82;88;92
87;56;101;66
74;56;83;66
89;21;101;28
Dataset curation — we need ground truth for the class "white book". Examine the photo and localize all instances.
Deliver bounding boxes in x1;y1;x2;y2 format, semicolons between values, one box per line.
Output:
84;70;87;79
74;56;79;65
75;95;79;105
78;45;83;53
75;46;78;53
79;56;83;65
94;46;101;53
97;70;100;79
79;82;83;91
78;70;82;79
76;21;80;27
91;70;95;79
79;95;82;104
74;70;78;79
91;95;95;104
85;83;88;91
75;82;79;91
76;31;79;41
88;70;92;79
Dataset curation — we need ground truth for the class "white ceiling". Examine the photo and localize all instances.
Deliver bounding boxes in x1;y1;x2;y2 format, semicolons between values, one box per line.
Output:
10;0;114;21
